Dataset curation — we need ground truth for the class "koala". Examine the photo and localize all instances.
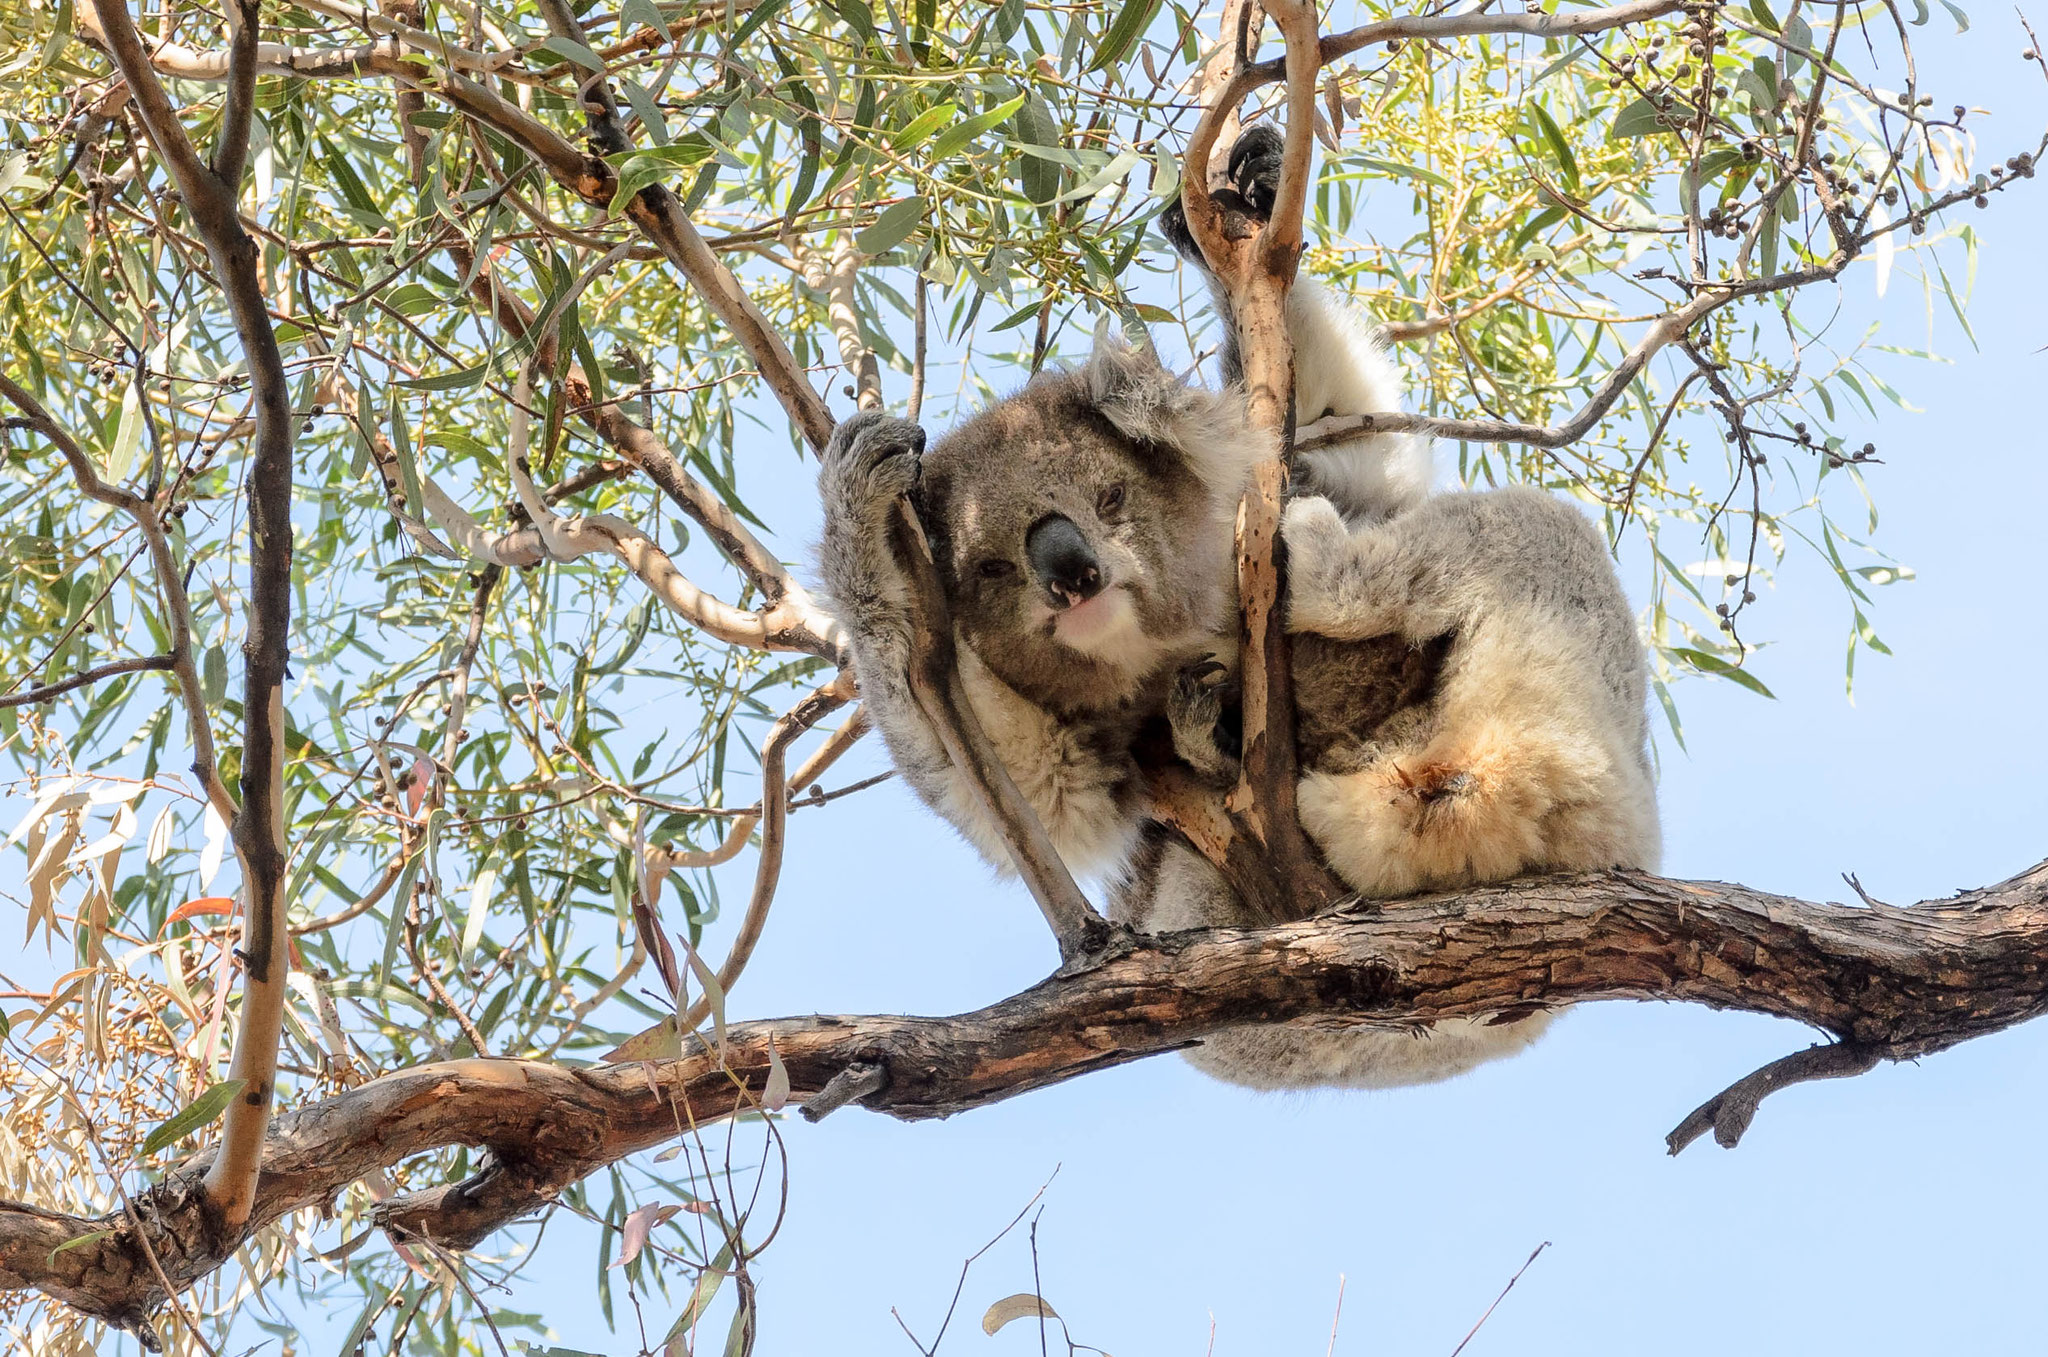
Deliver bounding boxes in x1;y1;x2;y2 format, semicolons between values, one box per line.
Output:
815;125;1658;1094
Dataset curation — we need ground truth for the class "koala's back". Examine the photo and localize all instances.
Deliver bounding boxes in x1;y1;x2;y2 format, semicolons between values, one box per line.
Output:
1287;484;1661;902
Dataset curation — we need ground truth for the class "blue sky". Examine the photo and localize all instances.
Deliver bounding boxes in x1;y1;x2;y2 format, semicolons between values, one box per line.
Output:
11;7;2048;1355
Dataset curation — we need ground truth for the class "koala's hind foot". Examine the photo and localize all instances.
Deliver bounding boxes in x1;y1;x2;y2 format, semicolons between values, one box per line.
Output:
1297;722;1567;900
1223;122;1283;216
1166;655;1241;780
1159;123;1288;258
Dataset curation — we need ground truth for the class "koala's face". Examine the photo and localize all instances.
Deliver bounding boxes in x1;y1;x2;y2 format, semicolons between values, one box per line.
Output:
920;364;1253;715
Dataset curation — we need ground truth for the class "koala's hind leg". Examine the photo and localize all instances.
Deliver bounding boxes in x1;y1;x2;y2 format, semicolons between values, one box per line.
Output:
1295;720;1553;898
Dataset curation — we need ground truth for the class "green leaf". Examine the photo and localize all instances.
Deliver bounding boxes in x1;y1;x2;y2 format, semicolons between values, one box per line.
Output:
1528;102;1580;194
989;298;1043;331
49;1228;113;1261
536;35;605;72
202;643;227;706
388;387;421;519
1782;14;1813;71
106;375;143;484
1088;0;1161;73
463;866;495;956
429;428;490;459
1609;96;1680;139
1346;157;1455;191
140;1078;247;1156
1941;0;1969;29
620;0;669;38
856;195;927;254
727;0;789;48
1672;647;1776;697
661;1242;734;1350
927;94;1026;161
608;139;715;214
1010;95;1061;204
396;362;490;392
1748;0;1780;30
890;101;957;150
384;282;442;317
1054;147;1142;202
620;78;669;145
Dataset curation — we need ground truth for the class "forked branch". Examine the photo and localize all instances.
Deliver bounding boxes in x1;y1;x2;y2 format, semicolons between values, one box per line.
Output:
1174;0;1345;912
89;0;296;1234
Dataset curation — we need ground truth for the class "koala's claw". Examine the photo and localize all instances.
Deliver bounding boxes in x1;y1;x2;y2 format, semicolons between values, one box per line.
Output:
1168;654;1241;780
820;411;926;520
1227;123;1286;217
1157;123;1290;261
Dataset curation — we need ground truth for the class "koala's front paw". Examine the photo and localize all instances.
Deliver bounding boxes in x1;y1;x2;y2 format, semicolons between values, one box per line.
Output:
1226;123;1285;217
1168;655;1242;781
819;411;926;530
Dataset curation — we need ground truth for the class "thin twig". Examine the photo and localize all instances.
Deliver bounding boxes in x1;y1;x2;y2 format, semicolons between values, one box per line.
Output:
1448;1243;1551;1357
0;655;176;708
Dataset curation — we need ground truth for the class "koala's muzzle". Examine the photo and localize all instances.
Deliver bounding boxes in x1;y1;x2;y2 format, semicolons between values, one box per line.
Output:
1026;513;1103;606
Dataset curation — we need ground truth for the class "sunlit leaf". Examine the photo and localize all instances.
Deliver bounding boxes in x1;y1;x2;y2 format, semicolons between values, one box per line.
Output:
140;1079;247;1156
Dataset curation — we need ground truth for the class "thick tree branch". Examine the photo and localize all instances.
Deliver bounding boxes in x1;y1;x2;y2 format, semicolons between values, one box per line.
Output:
90;0;297;1235
9;861;2048;1327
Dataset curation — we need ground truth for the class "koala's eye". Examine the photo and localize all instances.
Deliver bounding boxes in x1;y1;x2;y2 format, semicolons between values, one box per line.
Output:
1096;483;1126;517
977;558;1017;580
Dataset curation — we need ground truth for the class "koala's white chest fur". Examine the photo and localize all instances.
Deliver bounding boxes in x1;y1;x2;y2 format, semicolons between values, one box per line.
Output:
939;644;1141;881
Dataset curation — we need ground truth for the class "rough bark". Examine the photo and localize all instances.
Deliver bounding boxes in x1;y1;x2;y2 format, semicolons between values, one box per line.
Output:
8;860;2048;1330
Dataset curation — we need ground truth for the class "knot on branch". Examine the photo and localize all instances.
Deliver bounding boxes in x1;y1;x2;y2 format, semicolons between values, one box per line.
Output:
376;1152;561;1250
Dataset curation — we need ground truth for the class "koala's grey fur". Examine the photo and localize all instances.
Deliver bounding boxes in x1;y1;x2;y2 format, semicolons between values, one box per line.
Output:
1121;488;1662;1090
815;128;1658;1095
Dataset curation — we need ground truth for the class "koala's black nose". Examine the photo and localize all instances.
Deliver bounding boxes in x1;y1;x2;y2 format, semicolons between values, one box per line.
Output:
1026;514;1103;606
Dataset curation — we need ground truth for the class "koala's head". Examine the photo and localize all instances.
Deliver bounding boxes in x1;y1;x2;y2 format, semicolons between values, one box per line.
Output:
919;328;1269;714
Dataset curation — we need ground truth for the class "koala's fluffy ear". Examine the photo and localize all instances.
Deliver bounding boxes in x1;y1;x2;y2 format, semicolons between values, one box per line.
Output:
1080;319;1271;496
